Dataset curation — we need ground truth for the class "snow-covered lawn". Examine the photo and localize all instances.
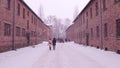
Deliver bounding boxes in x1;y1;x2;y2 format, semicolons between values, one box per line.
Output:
0;42;120;68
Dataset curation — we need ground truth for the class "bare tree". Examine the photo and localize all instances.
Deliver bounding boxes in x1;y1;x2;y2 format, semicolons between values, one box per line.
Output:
73;6;79;19
39;5;44;21
44;15;72;41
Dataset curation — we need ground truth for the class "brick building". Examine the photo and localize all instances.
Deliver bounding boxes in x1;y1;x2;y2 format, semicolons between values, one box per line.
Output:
0;0;52;52
66;0;120;53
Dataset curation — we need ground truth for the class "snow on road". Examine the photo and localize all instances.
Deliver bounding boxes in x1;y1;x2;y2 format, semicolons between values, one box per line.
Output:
0;42;120;68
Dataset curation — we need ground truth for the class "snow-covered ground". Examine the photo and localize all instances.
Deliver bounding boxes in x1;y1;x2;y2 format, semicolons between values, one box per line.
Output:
0;42;120;68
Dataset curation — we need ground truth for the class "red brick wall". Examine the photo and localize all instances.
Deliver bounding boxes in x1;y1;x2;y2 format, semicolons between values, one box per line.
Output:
66;0;120;52
101;0;120;51
0;0;15;51
0;0;52;52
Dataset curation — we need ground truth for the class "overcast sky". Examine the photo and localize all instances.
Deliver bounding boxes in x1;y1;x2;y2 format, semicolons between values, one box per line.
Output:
24;0;90;20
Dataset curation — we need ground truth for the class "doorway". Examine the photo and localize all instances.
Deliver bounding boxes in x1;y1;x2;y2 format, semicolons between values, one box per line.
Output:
86;33;89;46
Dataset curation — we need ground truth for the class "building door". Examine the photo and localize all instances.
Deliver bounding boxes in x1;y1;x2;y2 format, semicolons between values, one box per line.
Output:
26;21;30;46
86;33;89;46
26;33;30;46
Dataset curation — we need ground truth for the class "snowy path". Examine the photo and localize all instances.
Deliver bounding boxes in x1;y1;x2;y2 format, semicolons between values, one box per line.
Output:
0;42;120;68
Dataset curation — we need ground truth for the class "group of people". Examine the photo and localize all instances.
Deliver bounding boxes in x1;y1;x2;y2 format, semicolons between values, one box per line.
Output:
48;38;56;50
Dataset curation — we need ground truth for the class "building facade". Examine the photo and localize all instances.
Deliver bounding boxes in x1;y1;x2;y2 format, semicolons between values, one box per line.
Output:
0;0;52;52
66;0;120;53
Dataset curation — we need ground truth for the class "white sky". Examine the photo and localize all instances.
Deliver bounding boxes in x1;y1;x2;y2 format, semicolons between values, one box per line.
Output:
24;0;90;20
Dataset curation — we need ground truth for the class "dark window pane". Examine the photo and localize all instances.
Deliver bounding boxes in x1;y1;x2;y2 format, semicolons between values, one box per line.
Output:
104;23;108;37
16;27;20;36
6;0;11;10
91;28;93;38
22;28;26;36
17;3;20;15
96;2;99;16
23;8;25;19
103;0;107;11
4;23;11;36
115;0;120;3
116;19;120;38
96;26;100;38
90;8;92;18
27;20;29;29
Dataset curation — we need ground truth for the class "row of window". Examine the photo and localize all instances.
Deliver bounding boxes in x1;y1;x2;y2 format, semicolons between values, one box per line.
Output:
92;19;120;39
4;23;42;37
31;31;37;37
90;23;107;39
80;0;120;25
17;3;28;19
4;23;26;37
78;19;120;39
4;0;37;25
17;2;37;25
31;31;42;37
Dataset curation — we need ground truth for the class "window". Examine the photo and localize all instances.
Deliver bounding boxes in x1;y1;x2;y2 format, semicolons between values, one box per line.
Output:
86;12;88;17
95;2;99;16
23;8;25;19
6;0;11;10
27;20;29;29
36;19;37;25
86;19;88;29
34;17;36;24
104;23;108;37
22;28;26;36
83;15;85;24
34;18;37;25
116;19;120;38
27;11;29;16
31;16;33;23
90;8;92;18
17;3;20;15
16;27;20;36
115;0;120;3
81;15;83;25
0;0;1;5
103;0;107;10
38;32;39;37
96;26;100;38
34;31;35;37
31;31;34;37
4;23;11;36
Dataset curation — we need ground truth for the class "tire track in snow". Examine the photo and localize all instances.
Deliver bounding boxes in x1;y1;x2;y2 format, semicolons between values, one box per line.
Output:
32;44;62;68
59;43;105;68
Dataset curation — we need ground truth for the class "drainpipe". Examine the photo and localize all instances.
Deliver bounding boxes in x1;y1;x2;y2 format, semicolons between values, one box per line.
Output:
99;0;103;49
35;22;37;45
12;0;16;50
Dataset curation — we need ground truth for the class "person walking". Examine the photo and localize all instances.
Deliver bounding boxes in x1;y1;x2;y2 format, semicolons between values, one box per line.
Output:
52;38;56;50
48;39;52;50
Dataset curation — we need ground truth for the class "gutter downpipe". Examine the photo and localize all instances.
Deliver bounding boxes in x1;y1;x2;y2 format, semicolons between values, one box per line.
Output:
35;22;37;45
99;0;103;49
12;0;16;50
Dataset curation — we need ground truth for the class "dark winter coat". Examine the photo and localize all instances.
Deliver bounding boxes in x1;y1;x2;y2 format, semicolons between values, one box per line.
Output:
52;38;56;46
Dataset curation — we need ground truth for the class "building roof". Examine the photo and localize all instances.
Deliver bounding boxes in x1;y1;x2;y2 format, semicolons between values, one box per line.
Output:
21;0;44;23
73;0;93;23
